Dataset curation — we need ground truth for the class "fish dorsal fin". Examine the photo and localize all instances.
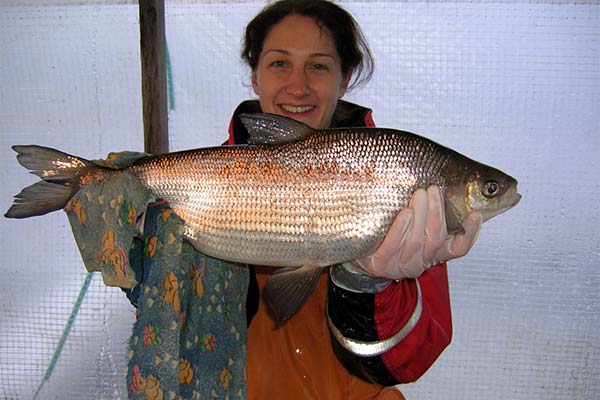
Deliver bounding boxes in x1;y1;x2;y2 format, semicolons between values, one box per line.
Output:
264;265;323;324
239;113;315;145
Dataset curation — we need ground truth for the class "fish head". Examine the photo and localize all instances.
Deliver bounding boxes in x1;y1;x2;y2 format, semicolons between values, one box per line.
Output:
444;161;521;231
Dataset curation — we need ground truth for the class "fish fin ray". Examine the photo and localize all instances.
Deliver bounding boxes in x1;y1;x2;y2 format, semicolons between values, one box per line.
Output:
265;264;322;324
239;113;314;145
5;181;77;218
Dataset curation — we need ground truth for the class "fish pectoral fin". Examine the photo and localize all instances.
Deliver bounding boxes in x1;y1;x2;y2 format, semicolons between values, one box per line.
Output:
444;196;465;235
239;113;315;145
265;264;323;324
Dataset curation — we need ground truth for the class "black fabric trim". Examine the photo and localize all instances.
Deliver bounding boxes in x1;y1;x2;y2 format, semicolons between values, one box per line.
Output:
331;100;373;128
230;100;262;145
327;279;400;386
246;265;260;326
327;278;378;341
329;333;401;386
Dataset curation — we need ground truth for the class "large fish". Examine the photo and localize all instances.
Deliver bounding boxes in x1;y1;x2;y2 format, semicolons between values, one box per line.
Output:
5;113;521;321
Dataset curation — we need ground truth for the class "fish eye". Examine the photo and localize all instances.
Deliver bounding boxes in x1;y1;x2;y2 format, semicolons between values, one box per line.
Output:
482;180;500;198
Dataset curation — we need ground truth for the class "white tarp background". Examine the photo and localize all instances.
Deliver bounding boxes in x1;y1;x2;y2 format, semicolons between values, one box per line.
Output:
0;1;598;399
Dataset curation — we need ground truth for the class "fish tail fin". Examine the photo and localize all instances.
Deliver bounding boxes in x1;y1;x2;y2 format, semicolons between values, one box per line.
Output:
5;145;94;219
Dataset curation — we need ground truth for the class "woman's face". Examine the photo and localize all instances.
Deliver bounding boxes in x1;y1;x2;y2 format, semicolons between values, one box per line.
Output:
252;14;351;129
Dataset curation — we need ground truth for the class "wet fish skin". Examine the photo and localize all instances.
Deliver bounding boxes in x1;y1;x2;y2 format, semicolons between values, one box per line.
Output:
4;113;521;321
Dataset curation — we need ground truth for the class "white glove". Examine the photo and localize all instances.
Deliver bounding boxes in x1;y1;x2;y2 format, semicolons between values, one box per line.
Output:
353;185;483;280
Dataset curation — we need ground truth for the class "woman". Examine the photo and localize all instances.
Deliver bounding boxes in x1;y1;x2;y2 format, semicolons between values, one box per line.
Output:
228;1;482;399
65;1;481;399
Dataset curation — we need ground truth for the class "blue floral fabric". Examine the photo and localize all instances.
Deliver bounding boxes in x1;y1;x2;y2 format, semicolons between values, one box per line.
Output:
64;153;249;399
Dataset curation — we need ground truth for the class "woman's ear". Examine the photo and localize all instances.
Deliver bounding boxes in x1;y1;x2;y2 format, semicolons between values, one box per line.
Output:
251;71;260;96
338;71;352;98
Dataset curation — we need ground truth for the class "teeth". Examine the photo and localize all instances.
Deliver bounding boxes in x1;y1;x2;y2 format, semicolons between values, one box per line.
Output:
281;104;313;113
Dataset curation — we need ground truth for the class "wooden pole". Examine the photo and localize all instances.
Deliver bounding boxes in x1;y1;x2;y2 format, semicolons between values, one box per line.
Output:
139;0;169;154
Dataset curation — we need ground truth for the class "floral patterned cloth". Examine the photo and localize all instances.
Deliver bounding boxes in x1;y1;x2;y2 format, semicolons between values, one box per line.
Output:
64;153;249;399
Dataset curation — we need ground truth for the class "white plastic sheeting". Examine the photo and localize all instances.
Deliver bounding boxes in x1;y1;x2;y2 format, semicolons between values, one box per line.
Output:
0;1;598;399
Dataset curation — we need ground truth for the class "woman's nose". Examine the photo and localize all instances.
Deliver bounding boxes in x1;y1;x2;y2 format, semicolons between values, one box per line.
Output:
285;68;310;97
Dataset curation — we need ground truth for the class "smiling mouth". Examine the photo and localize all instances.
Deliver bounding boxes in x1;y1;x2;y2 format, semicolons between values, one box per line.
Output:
280;104;315;113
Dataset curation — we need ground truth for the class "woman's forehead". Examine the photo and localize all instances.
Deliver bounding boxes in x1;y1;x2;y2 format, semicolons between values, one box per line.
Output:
261;15;338;59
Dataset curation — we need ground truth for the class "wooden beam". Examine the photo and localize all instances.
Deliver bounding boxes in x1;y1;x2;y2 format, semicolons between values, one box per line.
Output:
139;0;169;154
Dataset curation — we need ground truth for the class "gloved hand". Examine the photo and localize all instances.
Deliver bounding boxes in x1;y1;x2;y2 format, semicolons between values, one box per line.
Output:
353;185;483;280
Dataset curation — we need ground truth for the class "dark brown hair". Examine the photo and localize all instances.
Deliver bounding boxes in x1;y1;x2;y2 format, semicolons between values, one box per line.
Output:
242;0;374;90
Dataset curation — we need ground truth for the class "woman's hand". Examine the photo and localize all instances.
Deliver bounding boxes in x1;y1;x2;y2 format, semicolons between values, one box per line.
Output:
353;185;483;280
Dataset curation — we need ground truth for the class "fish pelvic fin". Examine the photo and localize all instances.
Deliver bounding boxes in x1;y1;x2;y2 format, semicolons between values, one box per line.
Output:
239;113;315;145
265;264;323;325
5;145;94;219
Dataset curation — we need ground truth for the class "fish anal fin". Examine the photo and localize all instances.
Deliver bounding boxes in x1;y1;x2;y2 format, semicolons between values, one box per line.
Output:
264;264;323;325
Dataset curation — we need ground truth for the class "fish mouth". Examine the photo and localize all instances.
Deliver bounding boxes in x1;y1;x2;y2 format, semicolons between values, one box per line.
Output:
509;192;522;208
480;189;521;223
497;192;521;216
502;191;521;213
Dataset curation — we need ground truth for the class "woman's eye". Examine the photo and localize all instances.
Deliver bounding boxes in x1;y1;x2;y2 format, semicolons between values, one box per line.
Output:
310;63;328;71
270;60;287;68
482;180;500;198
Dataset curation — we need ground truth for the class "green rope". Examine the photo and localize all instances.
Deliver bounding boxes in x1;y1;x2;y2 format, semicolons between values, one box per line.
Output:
33;272;95;400
166;42;175;111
